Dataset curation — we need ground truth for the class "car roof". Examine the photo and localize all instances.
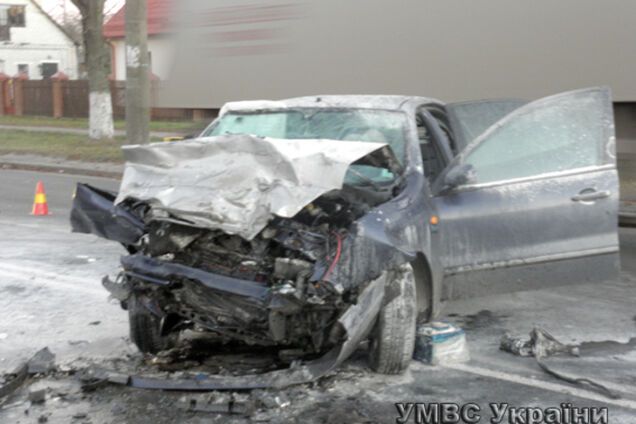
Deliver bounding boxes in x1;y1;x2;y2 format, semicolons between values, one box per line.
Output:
219;95;443;116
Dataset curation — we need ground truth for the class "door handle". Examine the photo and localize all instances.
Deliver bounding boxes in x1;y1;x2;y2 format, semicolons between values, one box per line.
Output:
571;189;611;202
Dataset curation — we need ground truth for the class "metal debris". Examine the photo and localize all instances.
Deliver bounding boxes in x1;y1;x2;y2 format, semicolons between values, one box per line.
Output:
501;328;619;399
500;328;579;357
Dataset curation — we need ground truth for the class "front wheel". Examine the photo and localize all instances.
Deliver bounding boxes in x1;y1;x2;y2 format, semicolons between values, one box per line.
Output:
368;264;417;374
128;294;175;354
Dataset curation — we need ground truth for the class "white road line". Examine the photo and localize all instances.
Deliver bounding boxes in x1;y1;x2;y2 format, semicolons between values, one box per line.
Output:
468;358;636;397
0;263;99;286
0;267;105;297
445;363;636;410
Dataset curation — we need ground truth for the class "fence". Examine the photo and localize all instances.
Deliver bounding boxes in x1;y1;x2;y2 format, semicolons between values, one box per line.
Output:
61;80;90;118
0;77;214;121
22;80;54;116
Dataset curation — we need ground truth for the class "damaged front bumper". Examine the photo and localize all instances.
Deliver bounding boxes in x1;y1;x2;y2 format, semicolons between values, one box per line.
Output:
115;253;330;348
96;273;386;390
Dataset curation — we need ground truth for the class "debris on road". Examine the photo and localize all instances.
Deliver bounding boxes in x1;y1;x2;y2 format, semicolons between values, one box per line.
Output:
28;389;46;404
501;327;579;358
501;328;620;399
1;348;55;405
27;348;56;375
414;322;469;365
177;392;251;415
0;364;28;401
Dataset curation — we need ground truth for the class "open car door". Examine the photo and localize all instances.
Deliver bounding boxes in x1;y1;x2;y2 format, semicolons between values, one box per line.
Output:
433;88;620;300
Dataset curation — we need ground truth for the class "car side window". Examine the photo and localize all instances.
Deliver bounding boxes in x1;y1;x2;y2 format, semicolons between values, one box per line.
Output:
463;89;609;184
416;112;447;182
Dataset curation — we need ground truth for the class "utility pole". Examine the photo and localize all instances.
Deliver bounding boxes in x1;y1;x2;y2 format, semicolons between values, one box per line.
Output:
125;0;150;144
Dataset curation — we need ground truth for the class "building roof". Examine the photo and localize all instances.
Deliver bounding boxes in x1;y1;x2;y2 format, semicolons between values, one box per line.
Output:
103;0;171;39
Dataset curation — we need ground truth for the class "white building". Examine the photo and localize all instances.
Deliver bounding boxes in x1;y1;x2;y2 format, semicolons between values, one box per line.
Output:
0;0;78;79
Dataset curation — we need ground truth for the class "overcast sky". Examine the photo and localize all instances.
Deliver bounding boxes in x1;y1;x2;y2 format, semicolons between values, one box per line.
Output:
37;0;125;20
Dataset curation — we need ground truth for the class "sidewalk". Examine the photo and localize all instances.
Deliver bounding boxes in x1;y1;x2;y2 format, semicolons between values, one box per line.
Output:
0;124;187;140
0;153;123;179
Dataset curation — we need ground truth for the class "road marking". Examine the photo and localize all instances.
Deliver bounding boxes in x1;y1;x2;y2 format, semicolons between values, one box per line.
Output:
0;168;120;183
0;266;105;297
445;363;636;410
467;358;636;398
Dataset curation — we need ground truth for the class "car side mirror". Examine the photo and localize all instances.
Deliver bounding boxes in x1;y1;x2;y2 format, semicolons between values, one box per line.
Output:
443;163;476;191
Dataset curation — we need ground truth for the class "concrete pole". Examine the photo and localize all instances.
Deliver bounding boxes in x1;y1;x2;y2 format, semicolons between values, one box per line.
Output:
125;0;150;144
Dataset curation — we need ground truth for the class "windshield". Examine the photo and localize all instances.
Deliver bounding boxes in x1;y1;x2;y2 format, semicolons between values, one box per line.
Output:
203;108;408;187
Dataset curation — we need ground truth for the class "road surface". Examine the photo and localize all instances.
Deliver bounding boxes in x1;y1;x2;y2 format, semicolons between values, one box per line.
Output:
1;169;636;423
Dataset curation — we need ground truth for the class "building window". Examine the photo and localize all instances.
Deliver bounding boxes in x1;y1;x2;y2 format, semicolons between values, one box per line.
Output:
17;63;29;78
0;5;25;27
8;5;25;26
40;62;58;79
0;4;25;41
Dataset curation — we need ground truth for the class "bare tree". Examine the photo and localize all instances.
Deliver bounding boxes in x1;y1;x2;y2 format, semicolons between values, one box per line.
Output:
71;0;114;140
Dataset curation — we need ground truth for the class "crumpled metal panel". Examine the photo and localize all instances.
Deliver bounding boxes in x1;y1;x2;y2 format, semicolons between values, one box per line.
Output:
116;135;387;240
71;183;145;245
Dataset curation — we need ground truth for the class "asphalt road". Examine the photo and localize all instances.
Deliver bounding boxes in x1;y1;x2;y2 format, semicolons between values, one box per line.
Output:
1;169;636;423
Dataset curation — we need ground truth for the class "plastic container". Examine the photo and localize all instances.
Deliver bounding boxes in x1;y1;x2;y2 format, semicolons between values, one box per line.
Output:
413;322;470;365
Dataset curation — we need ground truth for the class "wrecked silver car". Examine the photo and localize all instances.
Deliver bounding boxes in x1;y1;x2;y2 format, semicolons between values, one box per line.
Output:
70;88;620;383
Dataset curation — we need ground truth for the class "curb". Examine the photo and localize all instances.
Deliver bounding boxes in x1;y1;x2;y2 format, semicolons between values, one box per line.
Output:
620;212;636;227
0;161;122;180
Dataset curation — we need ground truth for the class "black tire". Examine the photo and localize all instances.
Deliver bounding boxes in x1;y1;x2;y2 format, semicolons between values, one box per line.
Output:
368;264;417;374
128;294;174;354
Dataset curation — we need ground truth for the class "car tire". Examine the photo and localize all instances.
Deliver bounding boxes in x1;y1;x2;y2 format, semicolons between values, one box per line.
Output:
368;263;417;374
128;294;174;354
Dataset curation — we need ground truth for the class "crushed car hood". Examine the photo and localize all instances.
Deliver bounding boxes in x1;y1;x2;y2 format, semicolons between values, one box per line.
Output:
116;135;390;240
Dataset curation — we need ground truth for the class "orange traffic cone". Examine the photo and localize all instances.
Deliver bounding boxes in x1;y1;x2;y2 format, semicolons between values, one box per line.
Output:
31;181;50;216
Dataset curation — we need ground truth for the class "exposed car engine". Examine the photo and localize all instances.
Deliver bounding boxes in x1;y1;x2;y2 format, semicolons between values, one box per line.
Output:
121;189;382;354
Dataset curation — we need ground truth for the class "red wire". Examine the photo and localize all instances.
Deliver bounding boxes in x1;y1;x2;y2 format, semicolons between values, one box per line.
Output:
323;232;342;280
